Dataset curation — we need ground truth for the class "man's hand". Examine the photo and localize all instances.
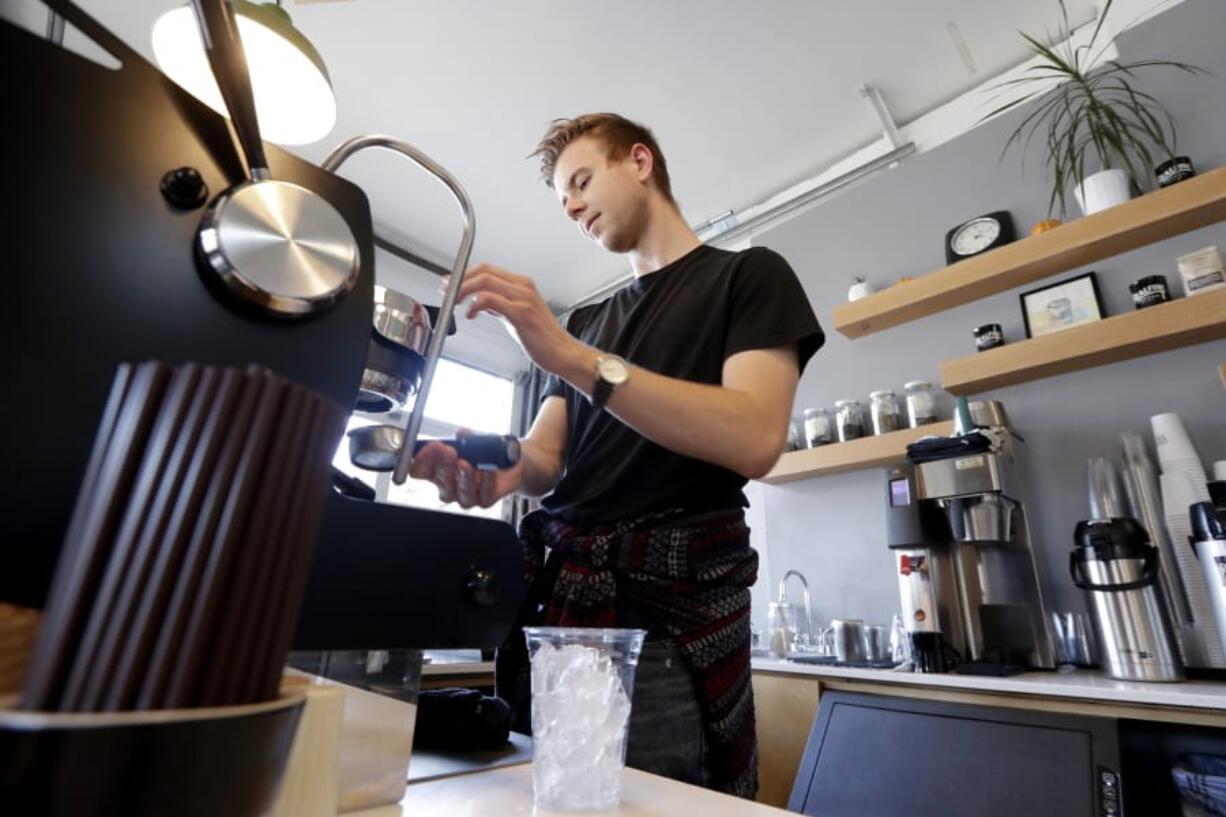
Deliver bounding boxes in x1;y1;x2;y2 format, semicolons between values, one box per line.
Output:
452;263;579;375
408;428;524;509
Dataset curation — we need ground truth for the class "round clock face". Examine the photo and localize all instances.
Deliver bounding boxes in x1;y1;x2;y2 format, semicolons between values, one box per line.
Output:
951;217;1002;256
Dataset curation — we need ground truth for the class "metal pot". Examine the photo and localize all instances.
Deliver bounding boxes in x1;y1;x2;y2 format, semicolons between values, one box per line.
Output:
373;285;432;354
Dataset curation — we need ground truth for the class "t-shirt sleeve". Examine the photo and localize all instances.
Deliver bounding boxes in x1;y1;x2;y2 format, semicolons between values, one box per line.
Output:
724;246;825;373
541;369;565;401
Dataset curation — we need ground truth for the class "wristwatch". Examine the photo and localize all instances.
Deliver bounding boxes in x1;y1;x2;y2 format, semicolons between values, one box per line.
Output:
591;354;630;410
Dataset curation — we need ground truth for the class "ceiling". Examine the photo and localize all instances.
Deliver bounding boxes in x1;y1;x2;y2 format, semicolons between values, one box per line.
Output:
29;0;1098;312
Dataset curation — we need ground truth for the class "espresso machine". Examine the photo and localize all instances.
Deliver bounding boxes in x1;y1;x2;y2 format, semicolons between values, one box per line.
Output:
885;403;1055;673
2;1;521;651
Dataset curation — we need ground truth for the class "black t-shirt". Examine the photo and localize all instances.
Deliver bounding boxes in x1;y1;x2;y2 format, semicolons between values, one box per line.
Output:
539;244;824;524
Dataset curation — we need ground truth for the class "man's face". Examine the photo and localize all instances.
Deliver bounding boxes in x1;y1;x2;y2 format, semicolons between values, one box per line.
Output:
551;135;651;254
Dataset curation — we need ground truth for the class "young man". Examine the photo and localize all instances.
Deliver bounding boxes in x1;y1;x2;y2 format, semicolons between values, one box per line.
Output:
410;113;823;797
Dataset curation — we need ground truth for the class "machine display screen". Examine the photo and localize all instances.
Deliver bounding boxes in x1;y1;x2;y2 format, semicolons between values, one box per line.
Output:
889;477;911;507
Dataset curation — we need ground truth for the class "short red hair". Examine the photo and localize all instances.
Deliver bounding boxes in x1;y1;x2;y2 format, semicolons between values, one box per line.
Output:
531;113;674;203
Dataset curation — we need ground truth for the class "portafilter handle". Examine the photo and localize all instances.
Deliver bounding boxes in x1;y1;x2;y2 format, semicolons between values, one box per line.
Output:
322;136;477;484
190;0;270;179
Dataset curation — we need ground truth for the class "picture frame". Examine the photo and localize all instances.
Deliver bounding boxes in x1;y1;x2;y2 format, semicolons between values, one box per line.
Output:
1019;271;1105;339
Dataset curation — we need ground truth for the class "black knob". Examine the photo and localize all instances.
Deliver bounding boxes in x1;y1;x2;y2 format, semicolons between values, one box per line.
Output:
160;166;209;209
466;568;498;607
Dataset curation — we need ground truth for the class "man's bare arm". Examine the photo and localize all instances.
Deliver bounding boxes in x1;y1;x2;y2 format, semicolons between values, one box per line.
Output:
516;395;568;497
554;343;799;479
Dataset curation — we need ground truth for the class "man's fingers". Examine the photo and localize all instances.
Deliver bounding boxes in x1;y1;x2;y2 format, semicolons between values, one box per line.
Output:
407;440;444;479
415;441;459;500
456;460;480;508
457;267;534;303
467;292;516;321
477;470;498;508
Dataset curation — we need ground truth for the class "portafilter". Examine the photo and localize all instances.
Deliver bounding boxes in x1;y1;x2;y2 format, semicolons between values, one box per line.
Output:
348;425;520;472
355;286;433;413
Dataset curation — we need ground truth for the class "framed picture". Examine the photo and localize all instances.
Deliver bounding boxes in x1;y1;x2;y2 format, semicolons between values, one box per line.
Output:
1019;271;1105;338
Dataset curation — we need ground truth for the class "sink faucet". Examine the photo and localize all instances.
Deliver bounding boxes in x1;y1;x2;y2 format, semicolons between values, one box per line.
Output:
777;570;814;651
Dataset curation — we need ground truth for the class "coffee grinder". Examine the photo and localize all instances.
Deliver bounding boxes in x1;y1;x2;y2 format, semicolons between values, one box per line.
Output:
885;403;1055;674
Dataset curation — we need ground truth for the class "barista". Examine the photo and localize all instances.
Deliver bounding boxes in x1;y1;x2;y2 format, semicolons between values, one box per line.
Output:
410;113;823;797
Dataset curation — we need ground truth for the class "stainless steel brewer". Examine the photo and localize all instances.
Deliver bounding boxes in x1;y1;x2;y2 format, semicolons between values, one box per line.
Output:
1071;518;1184;682
885;404;1055;673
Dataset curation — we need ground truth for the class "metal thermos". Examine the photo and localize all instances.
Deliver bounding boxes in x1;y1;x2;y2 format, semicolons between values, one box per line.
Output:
1190;500;1226;656
1071;518;1184;682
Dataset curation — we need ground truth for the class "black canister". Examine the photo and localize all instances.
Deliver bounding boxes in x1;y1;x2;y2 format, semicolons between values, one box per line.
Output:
973;323;1004;352
1129;275;1170;309
1155;156;1196;188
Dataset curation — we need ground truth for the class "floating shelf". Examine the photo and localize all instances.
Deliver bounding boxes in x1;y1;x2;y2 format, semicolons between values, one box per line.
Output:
832;166;1226;339
938;289;1226;395
760;421;955;485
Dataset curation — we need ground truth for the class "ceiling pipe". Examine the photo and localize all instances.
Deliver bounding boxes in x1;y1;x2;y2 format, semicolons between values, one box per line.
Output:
560;140;915;314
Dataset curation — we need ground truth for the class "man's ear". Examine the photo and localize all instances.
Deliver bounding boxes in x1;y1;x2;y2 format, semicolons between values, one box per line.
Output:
630;143;654;184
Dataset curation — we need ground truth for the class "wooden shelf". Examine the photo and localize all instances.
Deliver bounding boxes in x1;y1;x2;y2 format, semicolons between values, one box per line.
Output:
760;421;955;484
938;289;1226;395
832;166;1226;339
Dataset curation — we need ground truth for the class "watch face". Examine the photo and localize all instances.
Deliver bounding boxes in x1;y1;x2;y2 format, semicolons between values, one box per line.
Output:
597;356;629;385
950;217;1002;256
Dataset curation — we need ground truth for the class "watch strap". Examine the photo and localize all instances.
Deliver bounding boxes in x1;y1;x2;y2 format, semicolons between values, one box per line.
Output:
591;375;614;410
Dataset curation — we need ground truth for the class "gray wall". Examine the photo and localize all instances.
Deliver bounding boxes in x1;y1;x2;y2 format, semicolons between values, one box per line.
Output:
754;0;1226;631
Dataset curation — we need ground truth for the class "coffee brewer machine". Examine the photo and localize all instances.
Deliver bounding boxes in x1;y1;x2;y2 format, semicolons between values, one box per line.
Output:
3;1;521;651
885;406;1055;673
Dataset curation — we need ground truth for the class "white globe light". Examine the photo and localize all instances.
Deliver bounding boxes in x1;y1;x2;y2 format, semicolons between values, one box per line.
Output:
152;3;337;145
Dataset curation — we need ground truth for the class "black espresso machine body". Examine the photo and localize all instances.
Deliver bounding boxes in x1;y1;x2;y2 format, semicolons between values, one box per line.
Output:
2;2;521;649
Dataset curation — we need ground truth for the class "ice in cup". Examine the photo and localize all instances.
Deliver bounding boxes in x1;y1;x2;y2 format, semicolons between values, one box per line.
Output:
524;627;646;812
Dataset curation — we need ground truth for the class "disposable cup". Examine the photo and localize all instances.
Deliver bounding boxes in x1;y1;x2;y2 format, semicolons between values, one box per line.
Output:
1151;414;1202;468
524;627;645;812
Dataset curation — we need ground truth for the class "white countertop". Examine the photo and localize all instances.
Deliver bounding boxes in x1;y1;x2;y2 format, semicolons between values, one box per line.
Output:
752;657;1226;710
407;732;532;783
350;763;790;817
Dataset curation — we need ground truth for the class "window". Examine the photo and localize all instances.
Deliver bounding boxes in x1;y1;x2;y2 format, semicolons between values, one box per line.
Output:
333;358;517;520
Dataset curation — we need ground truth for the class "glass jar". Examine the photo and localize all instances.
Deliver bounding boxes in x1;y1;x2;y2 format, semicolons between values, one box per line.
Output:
904;381;938;428
869;389;902;435
834;399;863;442
786;418;805;452
803;407;834;447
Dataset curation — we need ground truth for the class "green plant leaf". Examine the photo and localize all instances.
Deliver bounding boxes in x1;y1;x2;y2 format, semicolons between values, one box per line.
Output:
1020;31;1077;76
990;0;1203;214
1085;0;1114;66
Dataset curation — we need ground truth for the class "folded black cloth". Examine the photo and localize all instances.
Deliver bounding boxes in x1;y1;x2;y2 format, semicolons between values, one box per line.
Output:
906;431;993;464
412;687;511;751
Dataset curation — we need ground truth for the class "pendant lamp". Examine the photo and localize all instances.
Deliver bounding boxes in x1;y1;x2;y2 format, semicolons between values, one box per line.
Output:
152;1;337;145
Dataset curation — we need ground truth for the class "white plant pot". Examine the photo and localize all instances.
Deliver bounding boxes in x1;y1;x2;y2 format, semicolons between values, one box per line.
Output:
1074;168;1133;215
848;281;875;302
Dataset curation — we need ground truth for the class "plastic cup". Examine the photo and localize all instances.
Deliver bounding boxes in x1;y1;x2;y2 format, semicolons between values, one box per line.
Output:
524;627;646;812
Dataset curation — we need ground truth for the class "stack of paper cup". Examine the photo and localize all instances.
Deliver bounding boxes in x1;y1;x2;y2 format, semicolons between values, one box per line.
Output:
1152;413;1224;667
1152;413;1209;486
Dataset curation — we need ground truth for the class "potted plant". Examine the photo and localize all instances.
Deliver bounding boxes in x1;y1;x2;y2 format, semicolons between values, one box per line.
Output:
847;275;874;302
983;0;1203;217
